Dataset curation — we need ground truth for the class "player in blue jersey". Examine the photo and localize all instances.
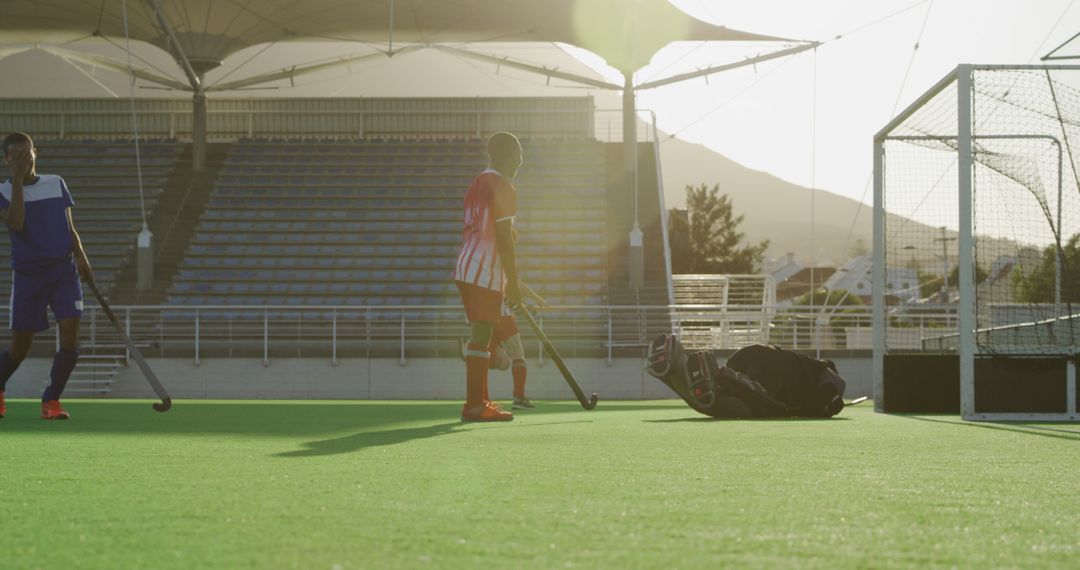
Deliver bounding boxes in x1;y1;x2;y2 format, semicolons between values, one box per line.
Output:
0;132;94;420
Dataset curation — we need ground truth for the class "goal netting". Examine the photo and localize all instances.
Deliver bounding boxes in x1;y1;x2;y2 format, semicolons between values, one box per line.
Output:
875;65;1080;420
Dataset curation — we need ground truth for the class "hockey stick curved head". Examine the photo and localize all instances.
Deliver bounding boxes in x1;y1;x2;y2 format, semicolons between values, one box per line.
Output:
582;393;599;410
153;398;173;412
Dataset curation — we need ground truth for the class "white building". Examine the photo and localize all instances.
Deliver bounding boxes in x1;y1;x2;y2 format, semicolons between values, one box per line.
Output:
824;255;920;303
768;252;802;284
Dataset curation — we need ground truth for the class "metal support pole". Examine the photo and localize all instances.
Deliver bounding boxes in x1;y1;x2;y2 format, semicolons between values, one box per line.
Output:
941;226;949;295
399;308;406;367
331;308;338;366
1055;140;1063;314
125;307;131;363
137;227;154;289
624;75;644;291
1068;359;1077;416
872;139;886;412
263;308;270;367
607;308;613;366
194;308;200;366
957;65;976;419
193;90;207;172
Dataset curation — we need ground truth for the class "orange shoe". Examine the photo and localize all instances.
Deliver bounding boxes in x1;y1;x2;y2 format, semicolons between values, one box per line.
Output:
41;400;70;420
461;400;514;422
0;390;6;419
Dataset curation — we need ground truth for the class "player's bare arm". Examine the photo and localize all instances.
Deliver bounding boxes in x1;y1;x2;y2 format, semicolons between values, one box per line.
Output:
67;208;93;282
1;146;31;231
519;281;550;309
495;218;521;307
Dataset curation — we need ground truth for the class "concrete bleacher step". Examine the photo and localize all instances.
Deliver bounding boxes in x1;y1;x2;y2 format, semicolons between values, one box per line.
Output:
164;138;615;308
63;388;112;396
66;349;126;397
109;143;230;305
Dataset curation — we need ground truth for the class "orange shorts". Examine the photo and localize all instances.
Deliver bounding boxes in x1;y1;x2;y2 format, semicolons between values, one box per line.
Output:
455;281;503;324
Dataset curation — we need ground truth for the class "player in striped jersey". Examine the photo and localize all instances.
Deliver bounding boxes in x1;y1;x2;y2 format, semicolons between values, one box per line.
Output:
453;132;524;422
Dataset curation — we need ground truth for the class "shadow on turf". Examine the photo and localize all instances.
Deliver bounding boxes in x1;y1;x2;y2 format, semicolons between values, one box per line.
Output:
0;399;656;437
274;419;592;457
898;415;1080;442
644;416;852;423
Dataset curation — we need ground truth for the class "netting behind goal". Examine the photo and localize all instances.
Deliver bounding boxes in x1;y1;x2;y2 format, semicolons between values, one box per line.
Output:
879;66;1080;358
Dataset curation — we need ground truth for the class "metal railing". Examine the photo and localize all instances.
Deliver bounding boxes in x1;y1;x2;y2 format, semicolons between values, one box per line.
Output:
7;304;960;365
593;109;656;144
0;100;597;140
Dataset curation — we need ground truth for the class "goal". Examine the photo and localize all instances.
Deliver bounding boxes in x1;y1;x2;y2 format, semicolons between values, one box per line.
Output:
874;65;1080;421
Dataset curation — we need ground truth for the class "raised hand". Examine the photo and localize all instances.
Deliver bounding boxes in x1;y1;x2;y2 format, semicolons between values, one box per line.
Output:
505;280;523;309
9;146;33;182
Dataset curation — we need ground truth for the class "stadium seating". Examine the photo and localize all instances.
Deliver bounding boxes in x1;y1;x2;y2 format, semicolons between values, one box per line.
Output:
0;139;181;299
168;138;609;307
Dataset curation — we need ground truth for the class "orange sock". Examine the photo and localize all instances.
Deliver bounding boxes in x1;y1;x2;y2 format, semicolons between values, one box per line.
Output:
465;342;490;407
512;359;527;399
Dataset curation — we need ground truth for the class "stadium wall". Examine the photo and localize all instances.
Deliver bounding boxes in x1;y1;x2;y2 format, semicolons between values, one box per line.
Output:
3;355;872;401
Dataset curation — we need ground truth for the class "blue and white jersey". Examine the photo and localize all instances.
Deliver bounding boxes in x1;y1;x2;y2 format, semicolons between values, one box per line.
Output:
0;175;75;272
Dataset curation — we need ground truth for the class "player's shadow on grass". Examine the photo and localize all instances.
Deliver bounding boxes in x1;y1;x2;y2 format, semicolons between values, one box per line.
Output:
275;421;463;457
644;416;852;423
0;400;470;437
898;415;1080;442
274;419;591;458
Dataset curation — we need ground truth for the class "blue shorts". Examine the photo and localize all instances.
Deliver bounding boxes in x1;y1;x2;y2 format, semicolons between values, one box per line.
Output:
9;260;84;333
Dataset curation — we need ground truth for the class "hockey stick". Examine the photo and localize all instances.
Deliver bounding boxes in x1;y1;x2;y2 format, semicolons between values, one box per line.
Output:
86;279;172;412
845;397;869;406
516;304;598;410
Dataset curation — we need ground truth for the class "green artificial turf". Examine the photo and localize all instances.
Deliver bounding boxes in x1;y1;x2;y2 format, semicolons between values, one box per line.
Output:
1;399;1078;569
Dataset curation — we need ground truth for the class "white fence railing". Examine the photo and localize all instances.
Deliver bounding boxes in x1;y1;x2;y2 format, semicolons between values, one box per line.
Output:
8;305;960;365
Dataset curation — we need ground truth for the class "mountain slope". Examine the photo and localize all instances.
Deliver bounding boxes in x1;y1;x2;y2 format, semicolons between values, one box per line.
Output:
658;136;873;262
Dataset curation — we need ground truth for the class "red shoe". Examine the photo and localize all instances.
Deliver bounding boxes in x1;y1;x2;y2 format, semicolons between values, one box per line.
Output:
461;400;513;422
41;400;70;420
0;390;6;419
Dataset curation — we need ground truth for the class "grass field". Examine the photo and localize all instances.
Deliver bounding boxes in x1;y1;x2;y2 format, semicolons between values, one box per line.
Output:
1;399;1078;569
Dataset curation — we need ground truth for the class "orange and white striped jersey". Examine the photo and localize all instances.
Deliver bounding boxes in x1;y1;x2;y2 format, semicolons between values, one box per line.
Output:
454;169;518;292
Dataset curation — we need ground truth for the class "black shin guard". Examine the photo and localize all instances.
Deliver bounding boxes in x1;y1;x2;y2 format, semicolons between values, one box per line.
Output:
43;349;79;402
681;350;719;409
646;332;683;384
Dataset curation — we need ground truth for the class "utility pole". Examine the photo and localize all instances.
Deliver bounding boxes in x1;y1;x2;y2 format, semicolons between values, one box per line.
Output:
934;226;957;296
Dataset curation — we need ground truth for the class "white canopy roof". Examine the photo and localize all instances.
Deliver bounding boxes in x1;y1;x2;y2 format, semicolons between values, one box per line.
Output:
0;0;796;75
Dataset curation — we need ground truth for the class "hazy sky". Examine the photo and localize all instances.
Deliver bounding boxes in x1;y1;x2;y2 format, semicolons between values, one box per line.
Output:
1;0;1078;211
622;0;1080;205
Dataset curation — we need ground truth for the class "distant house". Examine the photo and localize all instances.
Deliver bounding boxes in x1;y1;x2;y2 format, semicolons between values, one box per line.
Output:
776;266;837;302
823;255;919;304
976;255;1018;315
769;252;803;285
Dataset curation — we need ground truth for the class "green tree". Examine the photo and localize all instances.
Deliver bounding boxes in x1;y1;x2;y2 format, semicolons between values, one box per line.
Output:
947;263;989;288
668;183;769;274
848;237;870;258
780;289;865;345
918;271;942;299
1014;234;1080;303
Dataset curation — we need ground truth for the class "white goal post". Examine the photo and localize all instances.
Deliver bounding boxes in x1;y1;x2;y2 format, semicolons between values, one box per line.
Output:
874;64;1080;421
